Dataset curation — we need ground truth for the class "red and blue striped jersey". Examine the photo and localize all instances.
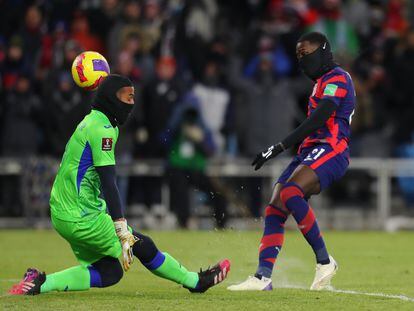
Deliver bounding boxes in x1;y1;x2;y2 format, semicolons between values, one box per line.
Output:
300;66;356;153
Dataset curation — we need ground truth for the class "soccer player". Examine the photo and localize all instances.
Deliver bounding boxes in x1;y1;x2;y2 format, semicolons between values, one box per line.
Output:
9;74;230;295
228;32;355;291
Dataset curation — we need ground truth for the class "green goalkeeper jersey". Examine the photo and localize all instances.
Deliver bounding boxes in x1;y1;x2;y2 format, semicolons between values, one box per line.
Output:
50;109;119;222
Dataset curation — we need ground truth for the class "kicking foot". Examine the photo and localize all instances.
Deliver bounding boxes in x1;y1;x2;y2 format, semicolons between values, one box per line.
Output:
186;259;231;293
227;275;272;291
8;268;46;295
310;255;338;290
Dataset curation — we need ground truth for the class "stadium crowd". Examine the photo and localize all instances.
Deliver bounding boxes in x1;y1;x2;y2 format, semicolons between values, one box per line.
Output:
1;0;414;224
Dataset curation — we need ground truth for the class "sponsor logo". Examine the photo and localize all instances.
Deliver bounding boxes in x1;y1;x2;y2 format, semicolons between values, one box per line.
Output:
104;125;112;129
262;146;274;158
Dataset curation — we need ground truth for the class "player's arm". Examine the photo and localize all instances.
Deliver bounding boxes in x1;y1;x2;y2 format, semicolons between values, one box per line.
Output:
89;128;136;271
252;98;338;170
96;165;123;220
96;165;137;271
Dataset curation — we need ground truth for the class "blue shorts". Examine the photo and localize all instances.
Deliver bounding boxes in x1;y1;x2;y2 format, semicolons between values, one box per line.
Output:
277;144;349;191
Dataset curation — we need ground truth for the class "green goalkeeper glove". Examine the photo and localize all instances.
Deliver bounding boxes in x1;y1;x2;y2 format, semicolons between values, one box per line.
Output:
114;219;138;271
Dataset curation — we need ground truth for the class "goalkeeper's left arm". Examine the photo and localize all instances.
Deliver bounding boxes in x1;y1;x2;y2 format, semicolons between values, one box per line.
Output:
96;165;137;271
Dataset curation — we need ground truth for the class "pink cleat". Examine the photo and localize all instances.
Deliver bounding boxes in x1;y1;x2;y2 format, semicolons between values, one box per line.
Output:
8;268;46;295
186;259;231;293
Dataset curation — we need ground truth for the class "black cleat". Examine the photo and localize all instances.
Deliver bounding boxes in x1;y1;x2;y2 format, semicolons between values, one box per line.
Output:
186;259;231;293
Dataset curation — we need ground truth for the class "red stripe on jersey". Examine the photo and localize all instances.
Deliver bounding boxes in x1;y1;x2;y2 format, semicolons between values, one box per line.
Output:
334;88;347;98
325;112;339;145
321;75;347;89
309;97;318;109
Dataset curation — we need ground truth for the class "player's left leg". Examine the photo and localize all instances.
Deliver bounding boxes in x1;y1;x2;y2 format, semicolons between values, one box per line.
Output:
281;151;346;290
131;231;230;293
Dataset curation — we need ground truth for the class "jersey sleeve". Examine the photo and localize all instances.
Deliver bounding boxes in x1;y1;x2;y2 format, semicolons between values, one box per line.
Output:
320;73;348;106
88;126;118;167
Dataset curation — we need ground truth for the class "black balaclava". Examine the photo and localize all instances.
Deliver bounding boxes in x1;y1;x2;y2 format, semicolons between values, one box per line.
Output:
298;34;336;81
92;74;134;126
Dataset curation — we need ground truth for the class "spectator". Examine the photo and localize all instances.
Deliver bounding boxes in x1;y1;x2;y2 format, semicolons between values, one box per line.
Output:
108;0;143;61
114;50;142;85
229;53;300;157
117;33;155;84
308;0;360;58
165;93;228;228
140;0;164;53
20;5;44;76
45;72;86;156
70;11;104;53
87;0;122;42
2;74;42;156
140;56;184;157
192;59;232;155
3;36;26;91
390;28;414;145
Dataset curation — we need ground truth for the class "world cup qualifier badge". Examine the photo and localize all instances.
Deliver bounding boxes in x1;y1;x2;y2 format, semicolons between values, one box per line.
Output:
102;138;113;151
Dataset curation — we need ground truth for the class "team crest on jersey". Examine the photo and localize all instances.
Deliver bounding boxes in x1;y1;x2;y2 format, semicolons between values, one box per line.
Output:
102;138;113;151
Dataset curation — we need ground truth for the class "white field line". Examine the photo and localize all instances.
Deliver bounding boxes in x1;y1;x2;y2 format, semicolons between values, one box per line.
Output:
0;279;19;282
275;284;414;303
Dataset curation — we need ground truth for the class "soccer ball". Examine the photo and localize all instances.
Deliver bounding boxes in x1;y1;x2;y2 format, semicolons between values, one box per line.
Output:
71;51;110;91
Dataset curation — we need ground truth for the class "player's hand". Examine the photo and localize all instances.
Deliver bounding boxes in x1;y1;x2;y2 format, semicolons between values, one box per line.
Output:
252;143;284;171
114;219;138;271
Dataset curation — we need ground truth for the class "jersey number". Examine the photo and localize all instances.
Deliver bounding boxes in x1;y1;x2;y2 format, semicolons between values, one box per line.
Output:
305;148;326;161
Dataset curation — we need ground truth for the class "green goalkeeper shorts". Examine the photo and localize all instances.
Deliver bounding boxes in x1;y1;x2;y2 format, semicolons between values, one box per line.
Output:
51;212;122;266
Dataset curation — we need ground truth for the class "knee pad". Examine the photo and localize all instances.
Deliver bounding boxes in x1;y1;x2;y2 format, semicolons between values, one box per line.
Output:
91;256;123;287
132;231;159;264
280;182;304;210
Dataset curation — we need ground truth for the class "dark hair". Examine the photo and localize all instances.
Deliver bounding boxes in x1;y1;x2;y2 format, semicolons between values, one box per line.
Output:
297;32;329;47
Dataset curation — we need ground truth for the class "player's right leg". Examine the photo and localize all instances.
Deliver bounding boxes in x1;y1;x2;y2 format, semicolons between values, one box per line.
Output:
131;231;230;293
228;183;290;291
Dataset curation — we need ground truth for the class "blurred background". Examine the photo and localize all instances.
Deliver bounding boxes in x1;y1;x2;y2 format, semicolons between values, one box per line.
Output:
1;0;414;231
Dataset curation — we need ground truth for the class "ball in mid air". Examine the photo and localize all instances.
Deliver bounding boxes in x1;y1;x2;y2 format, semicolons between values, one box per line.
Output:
71;51;110;91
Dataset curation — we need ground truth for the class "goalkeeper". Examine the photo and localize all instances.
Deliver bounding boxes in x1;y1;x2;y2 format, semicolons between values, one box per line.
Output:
9;74;230;295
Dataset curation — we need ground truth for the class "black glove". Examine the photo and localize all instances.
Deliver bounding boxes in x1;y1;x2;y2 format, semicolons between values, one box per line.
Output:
252;143;285;171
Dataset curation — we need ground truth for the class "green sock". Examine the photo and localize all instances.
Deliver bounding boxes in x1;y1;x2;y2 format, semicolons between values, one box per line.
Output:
40;265;90;293
152;252;199;289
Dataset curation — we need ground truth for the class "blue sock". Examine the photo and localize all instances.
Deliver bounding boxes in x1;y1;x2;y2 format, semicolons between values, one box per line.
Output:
88;266;102;287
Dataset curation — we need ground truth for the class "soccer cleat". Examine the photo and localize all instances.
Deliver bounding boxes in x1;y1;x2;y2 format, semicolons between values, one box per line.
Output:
310;255;338;290
8;268;46;295
227;275;273;291
186;259;231;293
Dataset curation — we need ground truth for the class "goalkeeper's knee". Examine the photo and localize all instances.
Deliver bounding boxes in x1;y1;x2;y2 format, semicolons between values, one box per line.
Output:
91;256;123;287
132;231;159;264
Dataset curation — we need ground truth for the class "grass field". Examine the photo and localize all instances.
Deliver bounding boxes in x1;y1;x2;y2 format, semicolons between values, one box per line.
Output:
1;230;414;310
